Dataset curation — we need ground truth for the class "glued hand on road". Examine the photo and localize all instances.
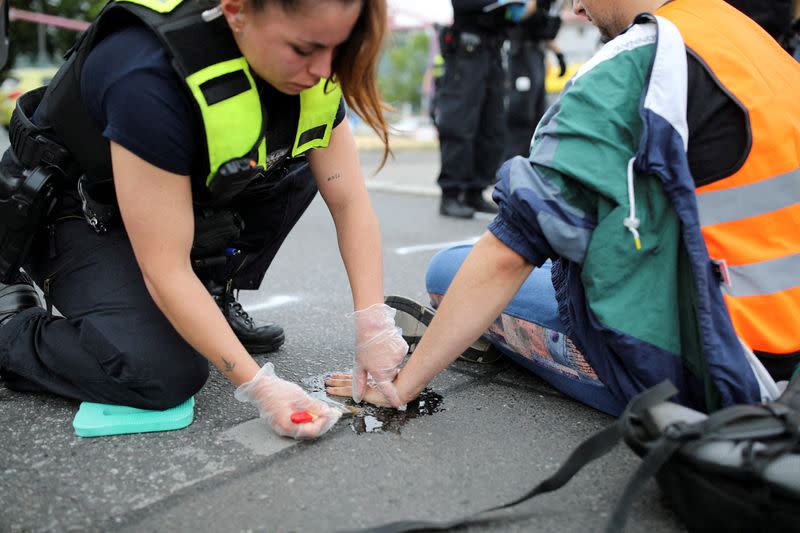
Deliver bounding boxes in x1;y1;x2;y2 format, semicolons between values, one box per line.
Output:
325;372;397;408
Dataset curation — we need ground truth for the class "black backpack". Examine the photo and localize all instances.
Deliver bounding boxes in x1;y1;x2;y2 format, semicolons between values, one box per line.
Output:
351;377;800;533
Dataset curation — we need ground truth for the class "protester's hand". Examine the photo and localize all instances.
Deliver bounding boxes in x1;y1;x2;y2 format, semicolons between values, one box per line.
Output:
325;372;397;408
555;52;567;77
234;363;341;439
349;303;408;408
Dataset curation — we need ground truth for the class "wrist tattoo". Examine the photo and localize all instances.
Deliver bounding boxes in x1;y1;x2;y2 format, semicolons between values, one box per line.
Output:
220;356;236;373
326;172;341;182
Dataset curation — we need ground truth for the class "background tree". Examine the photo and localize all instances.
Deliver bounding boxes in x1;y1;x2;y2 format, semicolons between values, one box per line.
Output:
8;0;104;67
378;30;430;113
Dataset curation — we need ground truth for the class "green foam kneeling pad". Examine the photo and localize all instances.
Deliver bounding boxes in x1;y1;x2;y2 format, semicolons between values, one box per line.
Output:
73;397;195;437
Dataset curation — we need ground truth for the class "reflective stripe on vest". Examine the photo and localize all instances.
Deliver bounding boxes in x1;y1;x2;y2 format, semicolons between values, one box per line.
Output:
433;54;445;78
659;0;800;355
184;57;263;185
119;0;182;13
293;80;342;157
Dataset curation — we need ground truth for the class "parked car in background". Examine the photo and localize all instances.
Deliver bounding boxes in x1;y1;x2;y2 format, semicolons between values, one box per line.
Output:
0;66;59;128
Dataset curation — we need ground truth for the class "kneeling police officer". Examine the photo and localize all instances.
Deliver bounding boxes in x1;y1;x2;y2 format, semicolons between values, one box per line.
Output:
0;0;408;439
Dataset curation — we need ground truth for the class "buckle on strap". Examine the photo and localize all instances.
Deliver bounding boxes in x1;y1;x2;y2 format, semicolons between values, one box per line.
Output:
8;87;75;174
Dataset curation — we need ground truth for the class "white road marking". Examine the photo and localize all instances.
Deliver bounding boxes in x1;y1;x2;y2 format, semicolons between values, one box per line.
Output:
393;236;480;256
244;295;300;313
365;181;439;196
222;419;297;456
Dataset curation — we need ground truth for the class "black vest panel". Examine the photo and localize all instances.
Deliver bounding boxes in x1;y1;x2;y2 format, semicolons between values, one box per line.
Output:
725;0;793;39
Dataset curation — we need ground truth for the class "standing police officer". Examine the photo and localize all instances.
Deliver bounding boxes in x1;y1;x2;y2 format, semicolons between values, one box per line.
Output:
436;1;535;218
503;0;565;161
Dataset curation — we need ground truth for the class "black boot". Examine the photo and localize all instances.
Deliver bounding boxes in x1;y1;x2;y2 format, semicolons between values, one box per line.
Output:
464;189;498;214
0;271;43;326
439;190;475;218
210;284;285;354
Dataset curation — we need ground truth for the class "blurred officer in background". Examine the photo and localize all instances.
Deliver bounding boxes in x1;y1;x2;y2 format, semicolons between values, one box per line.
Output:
436;0;536;218
428;45;445;126
504;0;565;160
725;0;793;41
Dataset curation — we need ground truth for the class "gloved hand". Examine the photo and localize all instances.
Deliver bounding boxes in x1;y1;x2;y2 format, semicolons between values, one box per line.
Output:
349;303;409;408
234;363;341;439
504;1;529;23
555;51;567;77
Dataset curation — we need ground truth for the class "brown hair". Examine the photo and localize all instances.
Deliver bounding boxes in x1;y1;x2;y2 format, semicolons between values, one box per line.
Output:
251;0;392;168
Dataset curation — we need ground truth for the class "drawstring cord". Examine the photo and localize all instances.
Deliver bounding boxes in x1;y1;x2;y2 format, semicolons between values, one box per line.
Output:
623;157;642;251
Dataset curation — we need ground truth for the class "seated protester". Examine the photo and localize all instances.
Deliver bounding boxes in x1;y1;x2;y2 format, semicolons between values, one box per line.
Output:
327;0;800;416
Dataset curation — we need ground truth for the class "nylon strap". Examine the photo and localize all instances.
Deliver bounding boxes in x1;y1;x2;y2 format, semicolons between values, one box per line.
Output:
605;437;682;533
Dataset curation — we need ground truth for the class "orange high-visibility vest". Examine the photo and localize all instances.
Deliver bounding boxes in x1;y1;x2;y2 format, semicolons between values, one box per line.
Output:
658;0;800;357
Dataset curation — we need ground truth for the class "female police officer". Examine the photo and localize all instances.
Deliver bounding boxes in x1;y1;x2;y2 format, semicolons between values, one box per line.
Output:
0;0;408;439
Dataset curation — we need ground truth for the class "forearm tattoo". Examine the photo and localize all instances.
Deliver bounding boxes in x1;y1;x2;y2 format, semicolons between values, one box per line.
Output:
326;172;341;182
220;356;236;373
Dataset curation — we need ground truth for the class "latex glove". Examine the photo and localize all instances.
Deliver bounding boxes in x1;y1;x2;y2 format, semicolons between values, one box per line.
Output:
349;303;408;408
555;52;567;77
234;363;341;439
505;2;528;23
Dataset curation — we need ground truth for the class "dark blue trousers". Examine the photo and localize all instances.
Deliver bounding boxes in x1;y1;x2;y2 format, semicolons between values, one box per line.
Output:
0;162;318;409
504;39;547;161
436;39;506;193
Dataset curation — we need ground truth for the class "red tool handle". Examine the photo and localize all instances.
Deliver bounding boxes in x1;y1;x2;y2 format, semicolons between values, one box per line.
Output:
290;411;315;424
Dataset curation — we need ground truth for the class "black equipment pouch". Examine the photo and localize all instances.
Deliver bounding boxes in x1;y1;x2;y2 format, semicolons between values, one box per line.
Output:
207;156;267;205
348;379;800;533
76;175;119;234
0;87;76;283
190;208;244;268
0;164;62;283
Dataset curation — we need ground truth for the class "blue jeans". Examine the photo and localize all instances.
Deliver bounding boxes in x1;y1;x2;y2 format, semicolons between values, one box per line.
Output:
426;245;626;416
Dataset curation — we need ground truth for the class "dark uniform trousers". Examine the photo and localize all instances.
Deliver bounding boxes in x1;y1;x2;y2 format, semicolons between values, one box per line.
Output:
504;38;547;161
436;35;506;193
0;161;319;410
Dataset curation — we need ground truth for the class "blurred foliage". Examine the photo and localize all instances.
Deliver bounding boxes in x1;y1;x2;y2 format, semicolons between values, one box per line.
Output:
7;0;105;68
378;30;430;112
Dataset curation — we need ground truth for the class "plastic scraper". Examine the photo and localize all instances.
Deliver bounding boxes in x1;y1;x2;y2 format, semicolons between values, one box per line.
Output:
291;402;362;424
72;397;195;437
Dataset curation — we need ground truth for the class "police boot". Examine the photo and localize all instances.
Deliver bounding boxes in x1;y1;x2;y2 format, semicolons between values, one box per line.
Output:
0;271;43;326
210;283;285;354
439;190;475;219
464;189;499;214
